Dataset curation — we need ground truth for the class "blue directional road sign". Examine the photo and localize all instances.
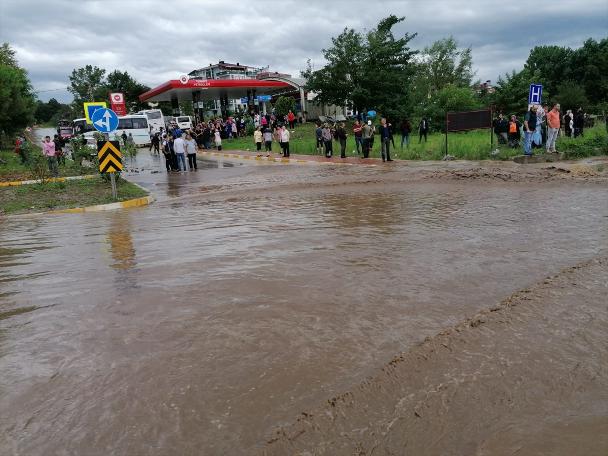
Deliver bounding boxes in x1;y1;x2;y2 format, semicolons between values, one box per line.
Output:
91;108;119;134
257;95;272;102
528;84;543;105
240;97;249;104
83;101;107;124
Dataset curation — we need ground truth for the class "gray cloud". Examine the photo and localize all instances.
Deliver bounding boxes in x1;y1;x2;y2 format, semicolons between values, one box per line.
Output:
1;0;606;103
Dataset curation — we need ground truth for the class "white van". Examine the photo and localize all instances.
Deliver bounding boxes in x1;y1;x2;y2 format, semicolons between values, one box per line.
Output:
137;109;165;134
174;115;193;130
82;115;151;148
115;115;150;146
73;118;94;135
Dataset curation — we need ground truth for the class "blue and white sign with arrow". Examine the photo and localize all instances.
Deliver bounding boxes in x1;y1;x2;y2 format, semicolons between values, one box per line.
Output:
91;108;119;134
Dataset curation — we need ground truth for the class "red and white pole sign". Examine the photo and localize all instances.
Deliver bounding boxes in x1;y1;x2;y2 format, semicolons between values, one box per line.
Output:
110;93;127;116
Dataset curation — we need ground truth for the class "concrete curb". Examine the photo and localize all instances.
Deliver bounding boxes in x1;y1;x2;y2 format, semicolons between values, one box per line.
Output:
49;180;153;214
0;174;97;187
49;194;154;214
3;178;154;216
197;150;357;166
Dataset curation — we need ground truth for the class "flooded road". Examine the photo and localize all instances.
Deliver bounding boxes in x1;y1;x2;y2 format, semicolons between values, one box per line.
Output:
1;149;607;455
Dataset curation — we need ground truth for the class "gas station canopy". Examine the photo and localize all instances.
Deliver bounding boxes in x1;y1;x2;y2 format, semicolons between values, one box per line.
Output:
139;79;295;103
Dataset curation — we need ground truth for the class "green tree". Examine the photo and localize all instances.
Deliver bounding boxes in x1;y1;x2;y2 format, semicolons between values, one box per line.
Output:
524;45;573;96
555;82;589;112
106;70;150;112
361;16;418;120
422;85;481;129
420;37;474;93
68;65;107;115
35;98;61;123
180;100;194;117
303;15;417;118
569;38;608;108
0;44;36;135
0;42;18;67
274;96;296;118
35;98;72;124
525;39;608;108
35;100;52;123
409;37;475;121
491;68;550;115
301;28;365;109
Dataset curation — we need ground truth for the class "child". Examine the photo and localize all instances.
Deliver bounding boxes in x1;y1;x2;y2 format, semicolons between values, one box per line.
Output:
263;128;273;156
214;129;222;151
253;127;263;154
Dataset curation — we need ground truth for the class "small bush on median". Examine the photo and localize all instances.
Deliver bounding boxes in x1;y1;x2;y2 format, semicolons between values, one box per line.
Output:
70;137;93;167
29;152;50;182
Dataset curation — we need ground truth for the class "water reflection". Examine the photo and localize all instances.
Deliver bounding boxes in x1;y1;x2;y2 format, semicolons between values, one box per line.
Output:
106;212;136;272
166;178;182;198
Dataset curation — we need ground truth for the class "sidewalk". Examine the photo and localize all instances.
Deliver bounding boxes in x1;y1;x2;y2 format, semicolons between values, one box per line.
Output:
197;149;390;166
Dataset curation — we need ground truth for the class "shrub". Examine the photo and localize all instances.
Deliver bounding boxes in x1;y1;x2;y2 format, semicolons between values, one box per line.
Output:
29;151;50;182
274;96;296;119
562;131;608;159
70;136;92;166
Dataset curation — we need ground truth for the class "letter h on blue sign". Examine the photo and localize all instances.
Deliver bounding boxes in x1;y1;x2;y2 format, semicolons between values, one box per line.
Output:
529;84;542;104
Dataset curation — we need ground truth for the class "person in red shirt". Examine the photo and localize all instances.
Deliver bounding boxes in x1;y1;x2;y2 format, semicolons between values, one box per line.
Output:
14;136;26;164
545;104;561;153
287;110;296;129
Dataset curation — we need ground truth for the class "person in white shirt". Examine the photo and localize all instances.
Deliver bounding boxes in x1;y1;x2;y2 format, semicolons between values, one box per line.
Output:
280;125;290;157
185;133;198;171
214;129;222;151
173;134;187;171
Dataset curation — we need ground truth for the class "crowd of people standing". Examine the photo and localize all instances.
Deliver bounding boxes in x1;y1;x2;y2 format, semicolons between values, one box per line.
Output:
141;104;595;173
155;111;302;172
312;116;430;162
493;105;588;156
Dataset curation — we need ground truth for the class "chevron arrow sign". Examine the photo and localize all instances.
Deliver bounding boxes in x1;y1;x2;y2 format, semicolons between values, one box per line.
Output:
97;141;123;173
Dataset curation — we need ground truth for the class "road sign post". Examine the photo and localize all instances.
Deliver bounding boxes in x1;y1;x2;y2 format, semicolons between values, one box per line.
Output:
90;108;121;198
97;140;123;200
83;102;107;124
91;108;119;135
110;173;117;200
528;84;543;105
110;93;127;116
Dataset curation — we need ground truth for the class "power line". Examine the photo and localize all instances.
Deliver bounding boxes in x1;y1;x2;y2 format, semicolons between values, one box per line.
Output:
34;88;67;94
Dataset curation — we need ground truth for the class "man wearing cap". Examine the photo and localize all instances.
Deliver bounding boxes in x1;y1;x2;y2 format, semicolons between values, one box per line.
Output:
523;105;538;156
546;104;560;153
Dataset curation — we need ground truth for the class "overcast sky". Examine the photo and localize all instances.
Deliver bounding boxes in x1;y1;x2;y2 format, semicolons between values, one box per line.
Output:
1;0;606;103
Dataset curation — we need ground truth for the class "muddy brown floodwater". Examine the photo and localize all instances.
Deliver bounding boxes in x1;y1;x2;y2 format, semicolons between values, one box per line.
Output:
1;149;607;455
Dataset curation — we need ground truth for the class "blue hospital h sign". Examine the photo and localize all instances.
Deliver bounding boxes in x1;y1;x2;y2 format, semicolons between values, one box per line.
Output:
529;84;543;105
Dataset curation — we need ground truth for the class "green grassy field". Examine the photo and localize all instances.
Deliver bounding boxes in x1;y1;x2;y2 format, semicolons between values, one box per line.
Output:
220;121;608;160
0;177;148;215
0;148;96;182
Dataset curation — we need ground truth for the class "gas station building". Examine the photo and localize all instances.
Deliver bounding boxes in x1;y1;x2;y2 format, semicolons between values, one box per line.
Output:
139;61;310;119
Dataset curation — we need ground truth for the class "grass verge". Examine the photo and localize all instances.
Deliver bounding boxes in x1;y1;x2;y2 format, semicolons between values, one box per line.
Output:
220;122;608;160
0;148;96;182
0;177;148;215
